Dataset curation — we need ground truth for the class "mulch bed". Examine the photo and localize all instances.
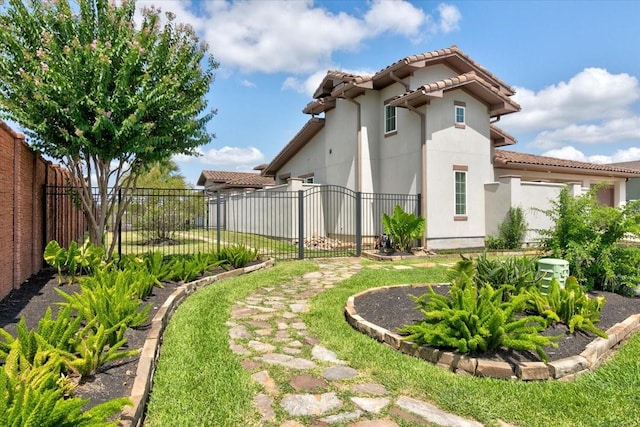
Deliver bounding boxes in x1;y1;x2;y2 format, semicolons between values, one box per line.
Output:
0;267;227;410
354;284;640;363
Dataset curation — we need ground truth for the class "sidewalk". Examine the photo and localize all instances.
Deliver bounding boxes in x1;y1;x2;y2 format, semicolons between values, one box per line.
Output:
227;258;496;427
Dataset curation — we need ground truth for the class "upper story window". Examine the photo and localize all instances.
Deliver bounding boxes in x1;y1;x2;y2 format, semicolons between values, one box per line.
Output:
454;101;466;129
301;174;314;184
384;104;397;134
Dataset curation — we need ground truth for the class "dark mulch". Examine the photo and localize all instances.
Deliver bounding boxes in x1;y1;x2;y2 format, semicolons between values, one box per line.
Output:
354;284;640;364
0;267;227;410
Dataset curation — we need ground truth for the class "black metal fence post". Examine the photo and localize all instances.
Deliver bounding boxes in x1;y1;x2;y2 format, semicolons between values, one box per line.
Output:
216;190;221;253
298;189;304;260
117;188;122;257
355;192;362;257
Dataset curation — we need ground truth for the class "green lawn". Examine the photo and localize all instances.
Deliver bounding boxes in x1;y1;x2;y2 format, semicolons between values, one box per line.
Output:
144;258;640;427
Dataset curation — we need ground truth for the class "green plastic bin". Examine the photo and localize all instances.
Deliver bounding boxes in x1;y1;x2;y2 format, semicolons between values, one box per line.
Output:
538;258;569;295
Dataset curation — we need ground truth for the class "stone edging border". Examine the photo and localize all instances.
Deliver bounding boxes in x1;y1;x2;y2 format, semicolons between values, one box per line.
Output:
345;284;640;381
119;258;275;427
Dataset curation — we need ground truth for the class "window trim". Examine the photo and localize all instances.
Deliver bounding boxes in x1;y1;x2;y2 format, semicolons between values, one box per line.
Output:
300;173;314;184
454;101;466;129
454;166;467;217
384;103;397;135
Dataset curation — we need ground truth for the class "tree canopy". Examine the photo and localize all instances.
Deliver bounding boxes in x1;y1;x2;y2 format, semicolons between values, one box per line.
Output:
0;0;217;257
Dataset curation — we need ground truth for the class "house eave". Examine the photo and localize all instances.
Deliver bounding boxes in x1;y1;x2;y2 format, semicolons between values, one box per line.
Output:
262;117;325;176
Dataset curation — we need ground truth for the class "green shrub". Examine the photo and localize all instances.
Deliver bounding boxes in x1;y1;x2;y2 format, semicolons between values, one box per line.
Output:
498;206;528;249
474;253;543;299
527;276;607;337
56;270;151;346
0;347;130;427
400;260;560;362
43;239;109;285
382;205;425;252
165;252;223;282
216;244;259;269
538;185;640;294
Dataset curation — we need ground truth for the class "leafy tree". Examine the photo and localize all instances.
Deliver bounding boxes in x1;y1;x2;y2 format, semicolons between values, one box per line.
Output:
538;185;640;293
0;0;217;258
127;160;205;244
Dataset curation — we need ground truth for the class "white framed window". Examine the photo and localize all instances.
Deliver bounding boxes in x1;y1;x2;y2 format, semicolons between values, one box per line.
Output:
454;101;466;128
384;104;396;134
454;170;467;216
303;176;314;183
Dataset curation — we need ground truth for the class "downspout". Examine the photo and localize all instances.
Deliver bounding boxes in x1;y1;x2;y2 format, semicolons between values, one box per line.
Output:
337;88;362;192
346;97;362;192
402;102;427;248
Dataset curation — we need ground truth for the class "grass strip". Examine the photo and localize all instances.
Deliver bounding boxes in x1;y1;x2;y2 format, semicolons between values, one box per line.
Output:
303;265;640;427
144;260;318;427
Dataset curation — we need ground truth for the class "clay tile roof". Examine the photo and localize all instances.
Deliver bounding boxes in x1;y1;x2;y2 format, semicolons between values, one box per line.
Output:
196;170;274;188
494;150;640;176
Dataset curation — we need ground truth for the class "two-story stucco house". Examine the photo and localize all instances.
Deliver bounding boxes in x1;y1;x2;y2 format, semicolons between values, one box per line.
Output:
260;46;640;249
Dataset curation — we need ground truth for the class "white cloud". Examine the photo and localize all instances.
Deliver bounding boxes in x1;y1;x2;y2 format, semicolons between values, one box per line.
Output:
542;145;640;165
504;68;640;134
364;0;427;37
175;146;265;169
437;3;462;33
241;79;256;88
529;117;640;150
199;1;460;74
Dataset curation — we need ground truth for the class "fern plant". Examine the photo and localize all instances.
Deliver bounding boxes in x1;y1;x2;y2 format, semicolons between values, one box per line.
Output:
0;347;130;427
56;272;151;346
382;205;425;252
216;244;258;269
474;253;543;300
400;260;560;362
66;322;139;379
527;276;607;337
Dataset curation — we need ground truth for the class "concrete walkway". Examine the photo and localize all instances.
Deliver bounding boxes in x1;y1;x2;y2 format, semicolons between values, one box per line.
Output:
227;258;502;427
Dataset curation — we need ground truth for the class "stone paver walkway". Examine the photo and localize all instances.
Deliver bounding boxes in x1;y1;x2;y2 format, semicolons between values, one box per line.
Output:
227;258;497;427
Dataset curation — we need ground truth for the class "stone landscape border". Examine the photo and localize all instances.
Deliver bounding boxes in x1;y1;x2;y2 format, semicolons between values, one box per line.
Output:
345;284;640;381
119;258;275;427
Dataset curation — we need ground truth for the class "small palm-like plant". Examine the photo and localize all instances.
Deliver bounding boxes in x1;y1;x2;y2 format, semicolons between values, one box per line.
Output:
382;205;425;252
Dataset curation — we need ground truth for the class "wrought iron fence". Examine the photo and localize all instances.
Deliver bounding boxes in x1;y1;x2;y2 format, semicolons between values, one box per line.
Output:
44;185;420;260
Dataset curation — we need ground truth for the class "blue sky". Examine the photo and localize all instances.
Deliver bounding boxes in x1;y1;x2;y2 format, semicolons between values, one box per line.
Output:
47;1;640;185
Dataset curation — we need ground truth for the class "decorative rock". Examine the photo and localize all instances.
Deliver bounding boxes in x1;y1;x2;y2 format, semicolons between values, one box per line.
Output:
241;360;261;371
283;347;302;355
322;365;359;381
396;396;483;427
229;325;252;339
348;418;399;427
548;356;588;379
475;359;514;379
351;383;387;396
516;362;549;380
253;393;275;421
247;340;276;353
290;303;309;313
319;410;363;424
280;421;305;427
312;345;346;364
289;374;327;392
351;397;390;413
252;371;278;396
280;393;342;416
259;353;317;369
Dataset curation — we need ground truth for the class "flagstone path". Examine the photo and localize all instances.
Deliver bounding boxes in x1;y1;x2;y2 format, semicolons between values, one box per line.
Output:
227;258;514;427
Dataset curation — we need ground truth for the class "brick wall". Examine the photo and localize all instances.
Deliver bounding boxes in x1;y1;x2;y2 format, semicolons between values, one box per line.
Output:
0;120;81;301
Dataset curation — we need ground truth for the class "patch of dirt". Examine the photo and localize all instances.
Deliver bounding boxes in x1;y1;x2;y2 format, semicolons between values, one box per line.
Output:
354;284;640;364
0;266;231;410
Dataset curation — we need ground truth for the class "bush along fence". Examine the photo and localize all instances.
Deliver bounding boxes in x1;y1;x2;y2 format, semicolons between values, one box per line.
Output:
44;184;421;260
